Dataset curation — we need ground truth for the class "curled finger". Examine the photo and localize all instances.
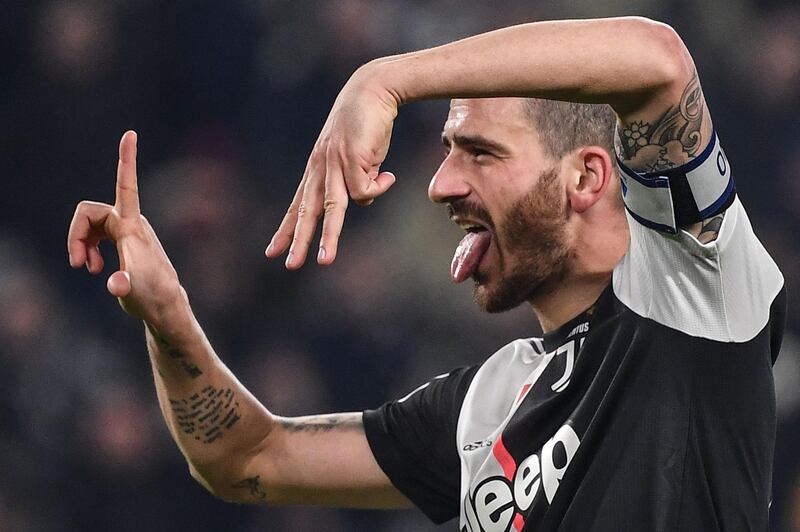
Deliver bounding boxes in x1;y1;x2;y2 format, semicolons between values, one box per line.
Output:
67;201;112;269
343;151;396;202
86;244;105;274
353;171;396;207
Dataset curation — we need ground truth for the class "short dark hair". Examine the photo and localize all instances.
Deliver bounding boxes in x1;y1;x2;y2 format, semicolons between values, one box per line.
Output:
523;99;617;160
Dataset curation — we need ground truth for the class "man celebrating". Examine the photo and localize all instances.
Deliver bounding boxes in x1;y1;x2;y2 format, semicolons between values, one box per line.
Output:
69;16;785;531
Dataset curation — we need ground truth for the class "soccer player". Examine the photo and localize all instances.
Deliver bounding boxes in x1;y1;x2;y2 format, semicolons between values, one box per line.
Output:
68;16;785;531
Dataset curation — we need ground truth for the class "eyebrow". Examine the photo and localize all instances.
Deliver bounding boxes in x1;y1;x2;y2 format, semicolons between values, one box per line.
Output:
441;133;511;156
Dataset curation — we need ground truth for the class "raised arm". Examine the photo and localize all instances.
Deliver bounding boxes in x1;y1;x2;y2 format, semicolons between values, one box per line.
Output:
67;131;409;509
267;16;720;268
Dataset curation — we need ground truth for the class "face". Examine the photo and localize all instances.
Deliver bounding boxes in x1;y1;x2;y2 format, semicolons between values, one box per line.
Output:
430;98;572;313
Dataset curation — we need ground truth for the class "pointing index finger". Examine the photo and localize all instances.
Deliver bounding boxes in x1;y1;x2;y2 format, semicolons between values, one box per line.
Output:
115;130;140;218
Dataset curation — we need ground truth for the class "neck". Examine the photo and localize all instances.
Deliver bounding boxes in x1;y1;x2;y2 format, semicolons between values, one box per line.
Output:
529;271;611;332
530;210;628;332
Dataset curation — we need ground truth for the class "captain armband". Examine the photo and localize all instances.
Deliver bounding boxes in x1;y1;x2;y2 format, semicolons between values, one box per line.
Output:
615;130;736;233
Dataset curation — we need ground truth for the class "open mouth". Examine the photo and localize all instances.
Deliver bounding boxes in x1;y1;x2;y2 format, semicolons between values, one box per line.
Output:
451;220;492;283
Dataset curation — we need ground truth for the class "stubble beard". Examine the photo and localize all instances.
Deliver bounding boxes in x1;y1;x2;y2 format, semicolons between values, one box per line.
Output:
474;166;572;313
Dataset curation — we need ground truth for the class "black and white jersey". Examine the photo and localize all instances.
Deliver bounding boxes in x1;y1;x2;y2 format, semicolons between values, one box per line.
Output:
364;136;786;531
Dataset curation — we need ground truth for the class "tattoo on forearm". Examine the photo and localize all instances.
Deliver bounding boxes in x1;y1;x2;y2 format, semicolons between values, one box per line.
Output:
279;414;362;434
231;475;267;500
693;213;725;244
179;361;203;378
147;324;204;379
169;386;240;443
617;71;705;172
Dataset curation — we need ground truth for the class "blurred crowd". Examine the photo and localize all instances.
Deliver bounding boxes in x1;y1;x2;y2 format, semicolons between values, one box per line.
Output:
1;1;799;530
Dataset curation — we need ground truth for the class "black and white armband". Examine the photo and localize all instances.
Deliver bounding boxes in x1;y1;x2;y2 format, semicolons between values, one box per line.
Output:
615;131;736;233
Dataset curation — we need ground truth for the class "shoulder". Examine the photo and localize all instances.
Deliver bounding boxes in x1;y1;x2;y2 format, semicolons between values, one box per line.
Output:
613;197;784;342
457;339;549;429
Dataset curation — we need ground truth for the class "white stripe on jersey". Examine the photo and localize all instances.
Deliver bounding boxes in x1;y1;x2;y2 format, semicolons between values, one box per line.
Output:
398;372;451;403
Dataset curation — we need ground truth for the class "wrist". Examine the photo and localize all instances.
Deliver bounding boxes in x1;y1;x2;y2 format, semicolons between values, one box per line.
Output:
356;56;412;108
145;285;197;345
363;47;457;106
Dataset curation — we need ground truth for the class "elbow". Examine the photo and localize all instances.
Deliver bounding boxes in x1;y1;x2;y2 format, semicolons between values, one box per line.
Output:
629;17;696;87
188;463;244;504
188;463;226;500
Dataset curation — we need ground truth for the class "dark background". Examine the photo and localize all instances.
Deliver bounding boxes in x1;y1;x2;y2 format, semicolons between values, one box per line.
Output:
1;1;799;530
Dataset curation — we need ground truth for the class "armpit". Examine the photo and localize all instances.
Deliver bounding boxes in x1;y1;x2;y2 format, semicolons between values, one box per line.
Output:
688;213;725;244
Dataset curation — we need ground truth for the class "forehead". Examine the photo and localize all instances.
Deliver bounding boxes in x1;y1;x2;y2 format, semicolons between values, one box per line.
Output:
444;97;535;139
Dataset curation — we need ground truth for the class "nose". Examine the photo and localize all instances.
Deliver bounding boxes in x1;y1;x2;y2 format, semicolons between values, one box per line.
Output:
428;156;472;204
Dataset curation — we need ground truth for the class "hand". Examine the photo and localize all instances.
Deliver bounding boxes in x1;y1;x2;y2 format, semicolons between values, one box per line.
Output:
266;64;399;269
67;131;183;324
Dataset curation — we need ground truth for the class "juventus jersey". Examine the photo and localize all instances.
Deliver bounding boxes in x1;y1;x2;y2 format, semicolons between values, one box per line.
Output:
363;136;786;531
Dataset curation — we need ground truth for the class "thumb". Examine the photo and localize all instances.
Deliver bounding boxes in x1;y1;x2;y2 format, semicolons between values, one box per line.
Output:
372;170;396;193
353;171;396;207
107;270;132;298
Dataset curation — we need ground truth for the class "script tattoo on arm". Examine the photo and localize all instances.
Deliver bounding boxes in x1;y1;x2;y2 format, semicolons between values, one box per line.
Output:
617;71;724;242
231;475;267;500
147;324;203;379
169;386;241;443
279;413;363;434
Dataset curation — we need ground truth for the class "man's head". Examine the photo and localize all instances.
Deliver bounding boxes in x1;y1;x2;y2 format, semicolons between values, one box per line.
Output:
430;97;624;313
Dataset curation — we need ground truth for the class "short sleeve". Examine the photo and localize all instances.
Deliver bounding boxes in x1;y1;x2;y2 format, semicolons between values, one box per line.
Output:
613;197;785;343
363;365;479;524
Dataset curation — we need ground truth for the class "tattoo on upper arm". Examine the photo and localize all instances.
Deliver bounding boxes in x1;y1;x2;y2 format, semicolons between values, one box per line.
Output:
617;71;705;172
618;71;725;241
147;324;204;379
690;213;725;244
169;385;241;443
279;413;363;434
231;475;267;500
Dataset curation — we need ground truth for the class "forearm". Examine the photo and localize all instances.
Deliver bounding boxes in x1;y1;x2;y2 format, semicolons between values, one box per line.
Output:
143;289;274;500
142;293;400;507
372;17;693;112
72;132;403;507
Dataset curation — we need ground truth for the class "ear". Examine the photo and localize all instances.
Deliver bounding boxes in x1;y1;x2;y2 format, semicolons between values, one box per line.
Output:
564;146;614;214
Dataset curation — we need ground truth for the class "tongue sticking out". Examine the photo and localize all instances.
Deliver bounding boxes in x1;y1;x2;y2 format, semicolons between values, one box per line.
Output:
451;231;492;283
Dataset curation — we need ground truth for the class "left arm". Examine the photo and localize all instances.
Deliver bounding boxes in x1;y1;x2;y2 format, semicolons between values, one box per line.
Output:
381;18;722;240
267;16;721;267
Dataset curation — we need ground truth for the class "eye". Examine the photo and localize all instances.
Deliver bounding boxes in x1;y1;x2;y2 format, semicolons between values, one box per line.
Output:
441;138;452;157
470;148;494;160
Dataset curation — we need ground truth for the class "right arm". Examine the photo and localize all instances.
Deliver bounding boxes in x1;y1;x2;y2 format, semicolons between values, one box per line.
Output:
144;301;404;507
67;131;410;508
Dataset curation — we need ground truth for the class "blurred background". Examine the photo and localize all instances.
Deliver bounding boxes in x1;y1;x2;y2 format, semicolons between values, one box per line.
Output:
1;0;798;530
